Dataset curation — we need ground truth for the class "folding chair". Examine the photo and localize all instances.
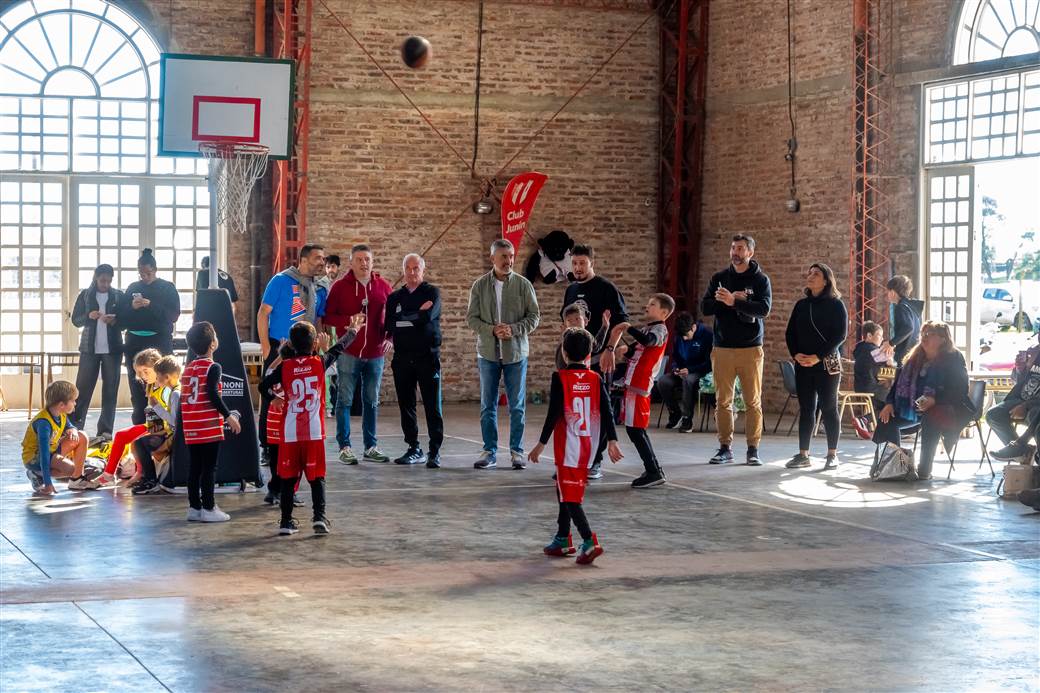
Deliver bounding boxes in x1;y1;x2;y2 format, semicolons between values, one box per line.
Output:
772;360;799;435
945;380;994;478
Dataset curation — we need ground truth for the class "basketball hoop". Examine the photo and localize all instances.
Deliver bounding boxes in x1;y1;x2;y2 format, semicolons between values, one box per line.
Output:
199;141;270;235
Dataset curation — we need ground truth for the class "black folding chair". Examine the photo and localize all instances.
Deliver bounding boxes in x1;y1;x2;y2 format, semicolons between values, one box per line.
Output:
773;360;799;435
944;380;994;479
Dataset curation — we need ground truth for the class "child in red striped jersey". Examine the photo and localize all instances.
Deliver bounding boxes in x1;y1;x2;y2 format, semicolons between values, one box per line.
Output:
606;293;675;489
260;314;364;536
529;328;623;565
181;321;242;523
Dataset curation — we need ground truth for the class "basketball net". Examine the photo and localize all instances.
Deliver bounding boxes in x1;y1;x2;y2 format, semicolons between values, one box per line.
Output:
199;142;270;235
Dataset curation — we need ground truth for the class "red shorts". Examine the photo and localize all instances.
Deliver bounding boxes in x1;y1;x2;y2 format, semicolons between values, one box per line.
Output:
622;390;650;429
277;440;326;482
556;463;588;504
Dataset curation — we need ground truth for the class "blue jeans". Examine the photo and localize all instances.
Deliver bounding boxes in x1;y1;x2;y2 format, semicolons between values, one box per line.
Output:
478;357;527;456
336;353;385;450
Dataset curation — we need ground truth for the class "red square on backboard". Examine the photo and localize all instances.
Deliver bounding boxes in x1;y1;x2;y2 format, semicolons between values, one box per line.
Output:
191;96;262;143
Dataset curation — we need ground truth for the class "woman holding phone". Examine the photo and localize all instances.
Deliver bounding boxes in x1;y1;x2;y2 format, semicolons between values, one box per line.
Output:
117;249;181;424
71;264;125;441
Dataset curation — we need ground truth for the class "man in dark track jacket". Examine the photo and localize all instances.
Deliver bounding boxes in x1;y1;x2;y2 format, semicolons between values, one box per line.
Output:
700;234;772;466
385;253;444;468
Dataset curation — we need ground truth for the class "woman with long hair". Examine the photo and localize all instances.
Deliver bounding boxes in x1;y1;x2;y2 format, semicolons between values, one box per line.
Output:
116;249;181;424
784;263;848;470
873;321;973;480
70;264;124;441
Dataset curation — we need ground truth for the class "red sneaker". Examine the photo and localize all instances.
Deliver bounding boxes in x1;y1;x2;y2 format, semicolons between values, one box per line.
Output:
543;534;576;557
852;416;873;441
575;533;604;565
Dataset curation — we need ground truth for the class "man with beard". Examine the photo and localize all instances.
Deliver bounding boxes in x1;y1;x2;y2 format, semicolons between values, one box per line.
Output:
701;234;772;467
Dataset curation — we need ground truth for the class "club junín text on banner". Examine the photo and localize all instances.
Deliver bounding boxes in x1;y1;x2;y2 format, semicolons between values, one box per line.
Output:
501;172;548;249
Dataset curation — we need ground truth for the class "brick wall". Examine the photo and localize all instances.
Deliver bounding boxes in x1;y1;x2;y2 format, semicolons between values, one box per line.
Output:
122;0;973;411
701;0;960;409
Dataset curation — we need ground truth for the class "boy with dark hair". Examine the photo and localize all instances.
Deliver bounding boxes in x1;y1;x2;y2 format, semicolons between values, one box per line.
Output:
22;380;95;495
260;314;364;535
529;328;623;564
181;321;242;522
556;302;610;371
607;293;674;488
658;311;713;432
853;321;892;415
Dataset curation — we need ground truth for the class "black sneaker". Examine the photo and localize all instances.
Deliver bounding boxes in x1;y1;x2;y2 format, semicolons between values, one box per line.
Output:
708;447;733;464
394;447;427;465
131;480;158;495
823;454;838;471
746;447;763;466
665;413;683;429
587;462;603;480
680;417;696;433
991;442;1030;461
279;518;299;535
632;471;666;488
312;515;331;534
785;453;811;469
426;454;441;469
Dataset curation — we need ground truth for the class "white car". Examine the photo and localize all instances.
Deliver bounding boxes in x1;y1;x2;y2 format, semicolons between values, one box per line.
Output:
980;286;1016;326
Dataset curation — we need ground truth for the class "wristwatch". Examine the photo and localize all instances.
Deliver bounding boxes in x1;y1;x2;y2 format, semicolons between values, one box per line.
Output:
606;345;615;352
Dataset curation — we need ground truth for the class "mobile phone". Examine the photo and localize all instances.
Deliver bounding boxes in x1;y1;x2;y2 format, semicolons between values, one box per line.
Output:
133;292;142;300
914;395;927;409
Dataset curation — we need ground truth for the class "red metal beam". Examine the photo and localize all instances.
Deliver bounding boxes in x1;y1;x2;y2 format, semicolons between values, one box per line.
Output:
656;0;708;313
271;0;311;272
850;0;890;332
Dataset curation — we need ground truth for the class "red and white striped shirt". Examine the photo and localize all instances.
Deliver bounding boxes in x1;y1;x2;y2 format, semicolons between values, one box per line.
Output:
266;386;285;445
181;358;225;444
280;355;326;443
554;368;602;470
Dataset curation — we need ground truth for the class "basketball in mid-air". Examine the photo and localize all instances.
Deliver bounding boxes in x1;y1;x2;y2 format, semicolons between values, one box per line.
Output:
401;36;431;69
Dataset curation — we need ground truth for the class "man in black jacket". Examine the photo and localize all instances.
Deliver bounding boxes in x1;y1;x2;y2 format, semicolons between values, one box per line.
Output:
561;244;630;479
701;234;772;466
385;253;444;468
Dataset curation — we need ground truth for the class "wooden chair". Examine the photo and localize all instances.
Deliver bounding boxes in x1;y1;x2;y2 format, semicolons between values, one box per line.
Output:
0;352;45;419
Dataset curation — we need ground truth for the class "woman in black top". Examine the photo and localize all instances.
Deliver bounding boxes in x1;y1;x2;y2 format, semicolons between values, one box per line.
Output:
784;263;848;470
70;264;124;439
116;249;181;424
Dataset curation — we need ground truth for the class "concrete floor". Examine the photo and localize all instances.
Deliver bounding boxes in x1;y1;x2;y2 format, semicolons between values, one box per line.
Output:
1;404;1038;692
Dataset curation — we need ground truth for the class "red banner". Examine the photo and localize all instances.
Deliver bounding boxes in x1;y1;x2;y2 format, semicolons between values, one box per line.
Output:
501;172;548;249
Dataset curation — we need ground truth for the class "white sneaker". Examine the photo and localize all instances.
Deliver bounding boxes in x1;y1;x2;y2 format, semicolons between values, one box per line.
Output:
68;476;100;491
187;507;203;522
339;447;358;465
200;506;231;522
96;473;116;487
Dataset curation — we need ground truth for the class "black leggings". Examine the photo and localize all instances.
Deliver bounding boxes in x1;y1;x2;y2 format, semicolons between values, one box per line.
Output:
625;425;660;473
795;366;841;451
556;485;591;541
281;476;325;524
187;441;220;511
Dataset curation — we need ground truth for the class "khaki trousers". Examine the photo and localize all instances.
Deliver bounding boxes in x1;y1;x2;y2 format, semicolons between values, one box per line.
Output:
711;346;764;448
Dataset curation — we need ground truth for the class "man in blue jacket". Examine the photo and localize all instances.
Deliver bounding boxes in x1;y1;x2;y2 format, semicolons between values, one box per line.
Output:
657;312;713;433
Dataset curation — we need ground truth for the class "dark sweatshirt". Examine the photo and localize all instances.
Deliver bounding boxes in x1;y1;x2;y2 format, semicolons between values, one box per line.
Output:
853;340;887;396
116;278;181;336
384;282;442;357
700;260;772;348
785;294;848;371
889;297;924;365
562;276;630;354
669;323;713;374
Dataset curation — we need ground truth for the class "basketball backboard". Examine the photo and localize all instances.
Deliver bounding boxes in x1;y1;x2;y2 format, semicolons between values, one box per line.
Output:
158;54;294;159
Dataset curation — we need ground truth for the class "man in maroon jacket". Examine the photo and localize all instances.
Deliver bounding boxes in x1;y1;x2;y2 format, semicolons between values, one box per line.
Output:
323;244;394;464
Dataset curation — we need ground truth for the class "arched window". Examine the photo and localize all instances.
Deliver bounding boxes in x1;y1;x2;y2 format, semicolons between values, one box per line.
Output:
954;0;1040;65
1;0;211;355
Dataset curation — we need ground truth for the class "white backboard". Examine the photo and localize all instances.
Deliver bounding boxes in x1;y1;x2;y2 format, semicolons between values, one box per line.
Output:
158;54;294;159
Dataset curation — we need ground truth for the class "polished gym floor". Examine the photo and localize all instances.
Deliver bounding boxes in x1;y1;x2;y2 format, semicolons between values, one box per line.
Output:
2;405;1038;692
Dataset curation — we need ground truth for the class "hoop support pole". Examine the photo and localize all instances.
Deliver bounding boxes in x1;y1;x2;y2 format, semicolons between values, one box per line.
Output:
208;159;219;289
